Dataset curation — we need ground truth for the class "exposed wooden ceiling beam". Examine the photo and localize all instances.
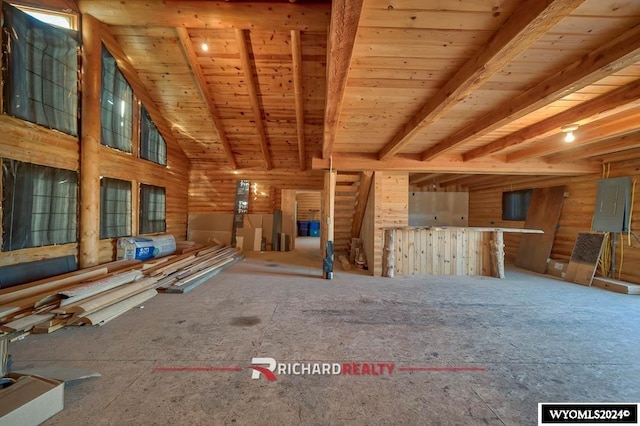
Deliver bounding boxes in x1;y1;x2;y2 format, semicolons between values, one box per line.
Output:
78;1;330;30
312;154;599;175
322;0;364;158
434;174;478;186
506;108;640;162
465;174;568;191
546;132;640;164
409;173;444;185
450;174;506;188
291;30;306;171
463;79;640;162
421;23;640;162
176;27;237;170
589;147;640;164
98;18;185;158
377;0;584;161
235;29;273;171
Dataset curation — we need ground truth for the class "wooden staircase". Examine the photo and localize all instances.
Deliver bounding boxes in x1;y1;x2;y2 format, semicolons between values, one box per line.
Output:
333;172;371;254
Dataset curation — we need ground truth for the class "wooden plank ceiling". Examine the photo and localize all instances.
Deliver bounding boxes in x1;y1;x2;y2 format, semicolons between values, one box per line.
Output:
79;0;640;179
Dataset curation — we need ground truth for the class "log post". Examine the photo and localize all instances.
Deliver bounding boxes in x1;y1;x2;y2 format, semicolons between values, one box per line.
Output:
79;15;102;268
490;230;505;278
382;228;395;278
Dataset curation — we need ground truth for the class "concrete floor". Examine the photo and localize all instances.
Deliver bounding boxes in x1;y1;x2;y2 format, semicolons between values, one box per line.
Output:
8;237;640;425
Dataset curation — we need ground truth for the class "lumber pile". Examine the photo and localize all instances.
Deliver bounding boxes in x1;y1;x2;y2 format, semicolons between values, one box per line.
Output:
0;243;242;339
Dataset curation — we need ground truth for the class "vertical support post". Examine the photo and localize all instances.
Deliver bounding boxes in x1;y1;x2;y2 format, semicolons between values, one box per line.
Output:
383;228;395;278
490;230;505;278
321;170;336;258
79;14;102;268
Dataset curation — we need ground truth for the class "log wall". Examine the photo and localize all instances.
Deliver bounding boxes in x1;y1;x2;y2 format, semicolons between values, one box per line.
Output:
189;167;324;214
0;6;189;268
469;158;640;284
0;117;189;268
296;192;321;221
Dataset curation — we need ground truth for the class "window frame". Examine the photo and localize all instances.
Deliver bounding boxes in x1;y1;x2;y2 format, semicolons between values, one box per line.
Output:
502;189;532;221
2;3;80;136
100;45;134;153
139;184;166;235
140;105;167;166
2;159;79;252
99;177;132;239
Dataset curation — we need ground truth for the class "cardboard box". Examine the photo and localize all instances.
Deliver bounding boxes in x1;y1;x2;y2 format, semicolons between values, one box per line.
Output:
546;259;568;279
0;373;64;426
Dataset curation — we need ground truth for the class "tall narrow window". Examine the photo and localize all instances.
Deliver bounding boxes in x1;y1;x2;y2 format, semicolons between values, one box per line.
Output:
139;184;166;234
100;178;132;239
502;189;532;221
140;105;167;166
2;159;78;251
101;46;133;152
2;4;79;135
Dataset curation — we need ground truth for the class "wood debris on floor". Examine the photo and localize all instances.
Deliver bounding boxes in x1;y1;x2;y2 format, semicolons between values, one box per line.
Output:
0;242;242;339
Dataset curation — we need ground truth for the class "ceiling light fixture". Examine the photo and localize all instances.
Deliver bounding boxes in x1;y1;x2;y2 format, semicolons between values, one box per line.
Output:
561;124;579;143
201;42;209;52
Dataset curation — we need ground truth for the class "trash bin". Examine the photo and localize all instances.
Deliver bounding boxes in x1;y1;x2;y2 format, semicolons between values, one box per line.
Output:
309;221;320;237
298;221;310;236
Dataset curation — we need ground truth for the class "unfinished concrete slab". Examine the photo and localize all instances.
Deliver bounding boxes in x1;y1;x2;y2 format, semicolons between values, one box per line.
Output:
8;238;640;425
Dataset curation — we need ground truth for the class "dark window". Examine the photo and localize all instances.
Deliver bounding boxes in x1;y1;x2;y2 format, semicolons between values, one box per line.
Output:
502;189;532;221
139;184;166;234
100;178;131;239
2;4;79;135
140;105;167;165
101;46;133;152
2;159;78;251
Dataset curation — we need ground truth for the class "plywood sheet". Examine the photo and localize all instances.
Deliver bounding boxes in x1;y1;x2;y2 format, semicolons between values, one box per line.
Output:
565;233;605;286
515;186;566;273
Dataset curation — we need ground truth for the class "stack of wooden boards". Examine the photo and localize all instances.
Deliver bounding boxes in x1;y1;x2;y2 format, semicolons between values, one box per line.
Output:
0;243;242;338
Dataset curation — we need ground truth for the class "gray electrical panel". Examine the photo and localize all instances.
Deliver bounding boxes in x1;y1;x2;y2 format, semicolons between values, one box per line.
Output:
592;177;632;232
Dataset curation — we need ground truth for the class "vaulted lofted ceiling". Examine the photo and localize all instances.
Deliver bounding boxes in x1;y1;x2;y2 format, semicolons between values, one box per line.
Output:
79;0;640;179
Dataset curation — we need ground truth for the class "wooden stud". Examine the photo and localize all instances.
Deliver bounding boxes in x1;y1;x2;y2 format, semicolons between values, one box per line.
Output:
378;0;584;160
77;1;330;30
312;154;600;175
79;14;103;268
463;79;640;161
176;27;237;170
351;171;373;239
291;30;306;171
322;0;364;158
421;23;640;162
235;29;272;170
